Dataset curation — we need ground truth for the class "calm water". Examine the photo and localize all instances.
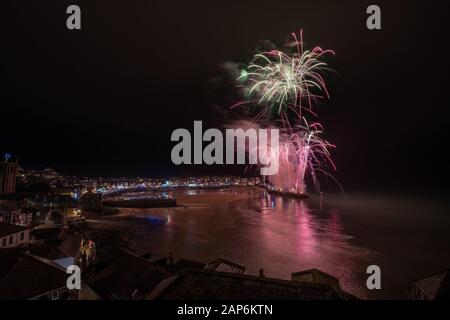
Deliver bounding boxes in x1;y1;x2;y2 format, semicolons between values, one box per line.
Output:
90;189;450;299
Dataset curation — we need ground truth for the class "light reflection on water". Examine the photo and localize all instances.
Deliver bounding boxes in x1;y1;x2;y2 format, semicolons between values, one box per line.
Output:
93;189;450;299
240;193;373;298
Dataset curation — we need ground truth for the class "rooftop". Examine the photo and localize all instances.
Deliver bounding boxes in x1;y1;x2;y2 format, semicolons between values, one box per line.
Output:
148;268;357;300
204;258;246;273
411;269;450;300
0;222;29;238
0;249;68;299
89;247;169;299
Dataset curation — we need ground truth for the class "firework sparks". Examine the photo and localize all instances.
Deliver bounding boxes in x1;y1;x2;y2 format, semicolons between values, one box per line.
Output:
257;119;339;194
235;30;334;121
232;30;340;195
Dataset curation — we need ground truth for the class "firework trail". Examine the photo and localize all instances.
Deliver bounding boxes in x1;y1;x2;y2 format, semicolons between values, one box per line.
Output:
234;30;334;125
231;30;340;194
256;119;339;194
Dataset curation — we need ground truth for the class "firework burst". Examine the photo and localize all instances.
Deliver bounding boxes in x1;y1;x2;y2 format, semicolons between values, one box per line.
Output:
257;119;338;194
234;30;334;123
232;30;340;195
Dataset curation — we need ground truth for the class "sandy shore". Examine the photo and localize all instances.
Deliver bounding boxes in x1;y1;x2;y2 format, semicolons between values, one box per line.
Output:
175;187;261;207
83;187;263;220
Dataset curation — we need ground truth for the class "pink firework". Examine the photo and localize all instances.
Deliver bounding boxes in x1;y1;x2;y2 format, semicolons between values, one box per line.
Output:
258;120;338;194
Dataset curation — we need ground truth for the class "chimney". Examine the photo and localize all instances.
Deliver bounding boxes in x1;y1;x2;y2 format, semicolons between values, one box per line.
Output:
259;268;265;278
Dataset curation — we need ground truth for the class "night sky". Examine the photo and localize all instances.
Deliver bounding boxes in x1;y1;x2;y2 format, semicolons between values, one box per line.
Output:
3;0;450;191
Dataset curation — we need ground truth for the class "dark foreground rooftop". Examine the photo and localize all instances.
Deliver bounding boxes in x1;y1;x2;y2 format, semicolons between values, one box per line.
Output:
0;249;67;300
0;222;29;237
148;268;357;300
409;269;450;300
89;247;169;299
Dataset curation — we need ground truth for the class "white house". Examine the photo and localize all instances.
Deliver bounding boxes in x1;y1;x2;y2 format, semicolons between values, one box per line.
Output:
0;222;30;248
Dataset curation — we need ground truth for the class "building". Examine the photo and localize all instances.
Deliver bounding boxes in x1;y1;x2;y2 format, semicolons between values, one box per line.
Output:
0;222;30;248
80;191;102;212
0;249;78;300
408;269;450;300
55;229;95;269
0;158;18;195
88;248;169;299
147;268;357;300
0;204;21;224
10;208;33;226
291;268;341;288
203;258;246;274
153;256;206;273
146;256;356;300
54;186;81;200
26;228;94;270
